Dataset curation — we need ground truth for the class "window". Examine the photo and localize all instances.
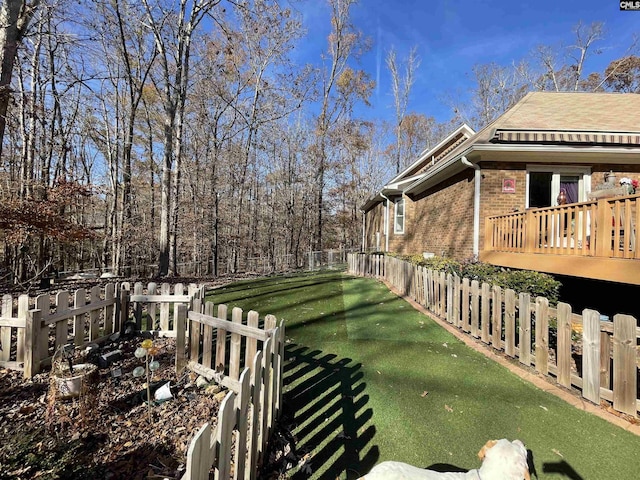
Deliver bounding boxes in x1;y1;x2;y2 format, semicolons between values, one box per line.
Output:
526;166;591;208
394;197;405;234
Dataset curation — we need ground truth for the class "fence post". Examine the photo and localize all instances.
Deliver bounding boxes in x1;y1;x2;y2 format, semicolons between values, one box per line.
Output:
535;297;549;375
235;368;251;479
248;350;263;480
471;280;480;338
216;392;237;480
582;309;601;404
519;293;532;366
116;288;129;333
160;283;171;330
229;307;243;380
557;302;572;388
24;309;42;379
446;273;454;323
104;283;115;335
133;282;143;329
0;294;11;363
492;285;502;350
481;283;490;343
600;332;611;390
504;289;516;357
17;295;29;362
461;278;470;332
175;304;187;374
184;423;213;480
613;314;637;417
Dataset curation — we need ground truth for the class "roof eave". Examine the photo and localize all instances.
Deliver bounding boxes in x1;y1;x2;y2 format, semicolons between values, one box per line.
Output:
403;143;640;196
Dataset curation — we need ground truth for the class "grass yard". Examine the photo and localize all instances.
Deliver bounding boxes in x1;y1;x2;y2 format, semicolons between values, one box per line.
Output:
208;270;640;480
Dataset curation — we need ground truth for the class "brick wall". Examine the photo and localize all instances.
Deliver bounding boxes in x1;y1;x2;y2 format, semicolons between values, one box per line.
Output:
478;163;528;251
364;202;385;251
387;171;475;259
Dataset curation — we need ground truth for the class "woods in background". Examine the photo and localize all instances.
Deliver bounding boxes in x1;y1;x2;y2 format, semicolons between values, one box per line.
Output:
0;1;637;285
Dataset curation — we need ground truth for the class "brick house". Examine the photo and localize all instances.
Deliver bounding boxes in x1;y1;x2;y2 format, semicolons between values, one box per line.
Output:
362;92;640;283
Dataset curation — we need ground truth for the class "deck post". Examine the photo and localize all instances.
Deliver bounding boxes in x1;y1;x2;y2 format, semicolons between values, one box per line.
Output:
524;210;536;253
595;198;612;257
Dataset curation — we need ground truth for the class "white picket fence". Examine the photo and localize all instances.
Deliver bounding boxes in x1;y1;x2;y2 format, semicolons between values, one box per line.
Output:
0;282;206;378
168;302;285;480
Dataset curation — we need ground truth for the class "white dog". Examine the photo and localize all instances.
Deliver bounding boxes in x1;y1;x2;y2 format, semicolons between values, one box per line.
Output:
359;439;530;480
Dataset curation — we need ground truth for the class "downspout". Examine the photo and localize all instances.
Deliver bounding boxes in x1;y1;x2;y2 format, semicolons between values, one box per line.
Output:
461;156;480;259
380;192;391;252
361;210;366;252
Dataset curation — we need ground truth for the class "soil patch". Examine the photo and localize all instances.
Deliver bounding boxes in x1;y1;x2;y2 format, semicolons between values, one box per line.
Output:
0;335;224;480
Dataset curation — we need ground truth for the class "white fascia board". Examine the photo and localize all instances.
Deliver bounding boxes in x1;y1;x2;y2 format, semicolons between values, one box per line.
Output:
387;124;476;184
404;146;474;195
385;173;426;191
404;143;640;196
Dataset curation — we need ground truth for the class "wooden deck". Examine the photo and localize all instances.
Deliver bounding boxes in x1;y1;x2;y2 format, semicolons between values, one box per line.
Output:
481;194;640;285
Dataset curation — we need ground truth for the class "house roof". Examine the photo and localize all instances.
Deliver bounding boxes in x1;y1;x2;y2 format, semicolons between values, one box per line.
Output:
485;91;640;133
402;92;640;196
361;124;475;211
362;92;640;211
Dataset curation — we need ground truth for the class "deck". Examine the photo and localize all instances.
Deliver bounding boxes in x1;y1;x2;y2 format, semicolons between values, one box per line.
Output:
481;194;640;285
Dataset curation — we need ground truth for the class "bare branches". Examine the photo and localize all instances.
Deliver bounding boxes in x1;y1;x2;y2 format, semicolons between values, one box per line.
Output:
386;45;419;173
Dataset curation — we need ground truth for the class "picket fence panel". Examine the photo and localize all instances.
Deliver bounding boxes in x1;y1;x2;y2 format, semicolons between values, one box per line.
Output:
348;253;640;418
1;282;206;378
176;302;285;480
0;283;131;377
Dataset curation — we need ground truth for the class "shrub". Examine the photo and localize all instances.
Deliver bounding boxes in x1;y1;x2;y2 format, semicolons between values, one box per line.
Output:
492;269;561;305
459;260;501;282
398;253;561;304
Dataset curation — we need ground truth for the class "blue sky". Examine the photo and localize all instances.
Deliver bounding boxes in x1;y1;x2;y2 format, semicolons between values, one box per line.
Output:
295;0;639;123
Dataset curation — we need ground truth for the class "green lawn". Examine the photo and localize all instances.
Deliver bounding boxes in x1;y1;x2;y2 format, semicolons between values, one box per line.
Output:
208;270;640;480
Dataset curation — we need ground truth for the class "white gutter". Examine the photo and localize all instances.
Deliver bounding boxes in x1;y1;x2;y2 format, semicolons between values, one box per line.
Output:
461;156;481;259
380;192;391;252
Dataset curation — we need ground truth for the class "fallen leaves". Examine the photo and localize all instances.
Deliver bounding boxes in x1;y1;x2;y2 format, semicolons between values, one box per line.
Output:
0;336;222;479
444;404;454;413
420;391;429;397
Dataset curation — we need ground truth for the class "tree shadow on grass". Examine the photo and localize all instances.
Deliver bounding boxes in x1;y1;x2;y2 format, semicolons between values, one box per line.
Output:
281;344;379;479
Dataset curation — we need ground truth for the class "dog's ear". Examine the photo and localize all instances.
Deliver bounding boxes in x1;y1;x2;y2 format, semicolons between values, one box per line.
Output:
477;440;498;460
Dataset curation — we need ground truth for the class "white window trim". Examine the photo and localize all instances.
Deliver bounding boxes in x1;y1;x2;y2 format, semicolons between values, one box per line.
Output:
394;197;405;234
525;164;591;208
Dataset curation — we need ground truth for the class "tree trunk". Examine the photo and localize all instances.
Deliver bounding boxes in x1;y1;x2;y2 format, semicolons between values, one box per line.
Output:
0;1;40;158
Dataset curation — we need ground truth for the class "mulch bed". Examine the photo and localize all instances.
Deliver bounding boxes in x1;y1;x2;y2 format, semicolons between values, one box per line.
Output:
0;335;225;480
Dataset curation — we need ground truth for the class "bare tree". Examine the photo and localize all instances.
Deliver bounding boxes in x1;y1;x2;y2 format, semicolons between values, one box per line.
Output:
142;0;220;276
386;45;419;173
0;0;40;157
532;21;604;92
604;56;640;93
313;0;372;252
92;0;157;275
